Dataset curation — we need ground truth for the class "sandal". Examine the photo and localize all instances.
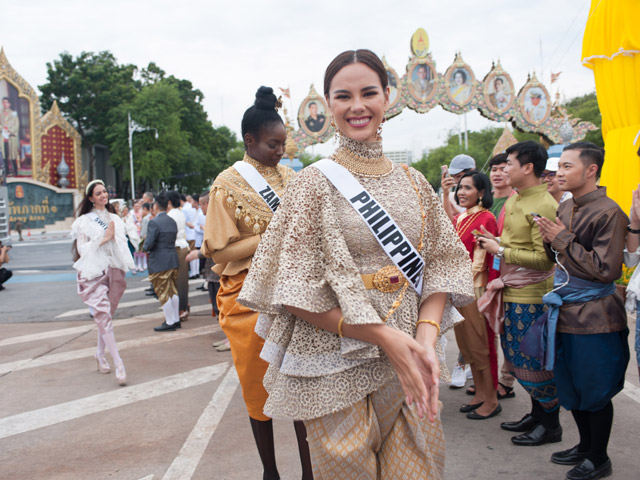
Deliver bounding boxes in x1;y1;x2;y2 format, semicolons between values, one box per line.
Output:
497;382;515;399
466;384;475;396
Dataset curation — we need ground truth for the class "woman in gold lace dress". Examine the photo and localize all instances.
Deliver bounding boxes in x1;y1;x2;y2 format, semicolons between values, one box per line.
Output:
202;86;312;480
238;51;474;479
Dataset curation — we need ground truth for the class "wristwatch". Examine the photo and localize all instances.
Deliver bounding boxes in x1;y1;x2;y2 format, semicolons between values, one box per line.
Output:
496;246;505;258
627;225;640;234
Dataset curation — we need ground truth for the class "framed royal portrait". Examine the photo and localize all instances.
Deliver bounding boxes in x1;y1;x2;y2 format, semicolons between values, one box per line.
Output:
407;59;437;103
386;66;401;109
0;79;33;178
444;54;476;107
483;70;515;114
521;84;551;126
297;85;330;137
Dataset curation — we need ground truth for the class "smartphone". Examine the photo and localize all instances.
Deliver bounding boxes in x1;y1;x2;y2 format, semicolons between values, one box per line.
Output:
530;213;541;220
471;229;483;236
441;165;451;178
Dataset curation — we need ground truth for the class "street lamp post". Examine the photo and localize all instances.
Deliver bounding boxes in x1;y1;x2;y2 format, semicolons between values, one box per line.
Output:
128;112;158;201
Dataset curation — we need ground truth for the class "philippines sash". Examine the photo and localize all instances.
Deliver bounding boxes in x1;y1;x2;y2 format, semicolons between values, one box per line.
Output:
312;159;424;295
233;161;281;212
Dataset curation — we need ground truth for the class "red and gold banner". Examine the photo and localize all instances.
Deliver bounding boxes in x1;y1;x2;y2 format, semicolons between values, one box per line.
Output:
41;125;76;189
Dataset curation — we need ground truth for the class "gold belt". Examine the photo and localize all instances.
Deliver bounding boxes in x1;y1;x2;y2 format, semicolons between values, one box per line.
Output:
361;265;406;293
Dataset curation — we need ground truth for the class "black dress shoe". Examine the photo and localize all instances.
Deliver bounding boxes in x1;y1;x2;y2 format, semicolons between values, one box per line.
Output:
500;414;539;432
459;402;483;413
566;458;612;480
145;286;154;292
174;320;182;329
511;424;562;446
551;445;589;465
145;291;158;297
154;322;177;332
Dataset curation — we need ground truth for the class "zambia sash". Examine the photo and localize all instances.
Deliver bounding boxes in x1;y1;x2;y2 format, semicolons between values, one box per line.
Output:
233;161;281;212
312;159;424;295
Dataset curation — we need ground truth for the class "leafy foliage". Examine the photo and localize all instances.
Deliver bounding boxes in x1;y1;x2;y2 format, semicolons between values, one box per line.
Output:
39;53;239;196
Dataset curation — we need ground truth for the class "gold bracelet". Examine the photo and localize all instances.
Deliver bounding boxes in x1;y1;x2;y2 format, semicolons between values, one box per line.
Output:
417;319;441;336
337;316;345;338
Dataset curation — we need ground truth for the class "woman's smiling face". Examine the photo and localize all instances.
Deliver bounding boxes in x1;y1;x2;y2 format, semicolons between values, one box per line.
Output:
326;62;389;143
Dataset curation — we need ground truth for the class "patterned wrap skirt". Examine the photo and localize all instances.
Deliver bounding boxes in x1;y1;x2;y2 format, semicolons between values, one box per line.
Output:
501;302;559;411
304;379;445;480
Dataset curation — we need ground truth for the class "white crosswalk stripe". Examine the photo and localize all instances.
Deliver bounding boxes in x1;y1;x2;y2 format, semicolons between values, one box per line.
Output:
0;304;213;347
0;363;229;440
162;367;240;480
55;290;209;318
0;324;220;375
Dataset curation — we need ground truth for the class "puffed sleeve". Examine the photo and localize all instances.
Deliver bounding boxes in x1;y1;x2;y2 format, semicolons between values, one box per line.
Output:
71;215;109;280
202;188;262;266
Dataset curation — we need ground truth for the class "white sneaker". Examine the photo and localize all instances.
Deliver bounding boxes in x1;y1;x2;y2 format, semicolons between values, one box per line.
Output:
449;364;467;388
465;365;473;380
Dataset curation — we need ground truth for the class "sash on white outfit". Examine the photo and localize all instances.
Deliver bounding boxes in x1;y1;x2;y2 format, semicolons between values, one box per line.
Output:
312;159;424;296
233;161;281;212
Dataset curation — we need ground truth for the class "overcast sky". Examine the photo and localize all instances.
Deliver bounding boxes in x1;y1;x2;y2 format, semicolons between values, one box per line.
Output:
4;0;595;159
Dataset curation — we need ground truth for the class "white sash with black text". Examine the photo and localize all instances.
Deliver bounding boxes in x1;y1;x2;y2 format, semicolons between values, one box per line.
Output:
232;161;281;213
312;159;424;296
88;212;109;231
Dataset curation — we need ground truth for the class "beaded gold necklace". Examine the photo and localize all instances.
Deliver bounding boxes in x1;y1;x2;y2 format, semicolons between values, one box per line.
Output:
331;133;393;178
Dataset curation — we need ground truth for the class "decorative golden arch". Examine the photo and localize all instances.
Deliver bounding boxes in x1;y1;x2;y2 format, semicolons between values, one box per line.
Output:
284;29;598;155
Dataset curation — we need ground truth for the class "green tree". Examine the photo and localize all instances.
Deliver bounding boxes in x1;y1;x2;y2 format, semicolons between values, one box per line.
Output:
137;62;239;192
106;82;190;196
39;51;138;178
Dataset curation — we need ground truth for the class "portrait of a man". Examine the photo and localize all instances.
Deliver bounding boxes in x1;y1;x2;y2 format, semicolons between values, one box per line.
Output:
0;80;31;178
487;75;512;112
304;101;326;133
1;96;19;176
524;88;548;123
410;64;433;100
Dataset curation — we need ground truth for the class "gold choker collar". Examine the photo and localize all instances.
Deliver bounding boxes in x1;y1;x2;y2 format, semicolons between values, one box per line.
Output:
331;133;392;178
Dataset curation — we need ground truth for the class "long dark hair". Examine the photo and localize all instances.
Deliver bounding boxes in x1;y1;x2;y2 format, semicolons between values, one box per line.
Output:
76;180;115;217
323;49;388;97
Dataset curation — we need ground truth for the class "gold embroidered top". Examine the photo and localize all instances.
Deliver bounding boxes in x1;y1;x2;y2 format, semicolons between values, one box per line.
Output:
202;154;296;276
238;136;474;420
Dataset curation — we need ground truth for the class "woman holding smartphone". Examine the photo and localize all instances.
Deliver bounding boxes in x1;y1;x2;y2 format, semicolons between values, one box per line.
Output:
452;171;501;419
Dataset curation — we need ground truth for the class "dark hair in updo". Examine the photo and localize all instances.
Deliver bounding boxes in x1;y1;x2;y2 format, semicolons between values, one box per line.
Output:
241;86;284;144
323;49;388;97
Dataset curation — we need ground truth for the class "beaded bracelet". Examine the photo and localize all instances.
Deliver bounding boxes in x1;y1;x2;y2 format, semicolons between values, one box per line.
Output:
417;319;441;336
337;316;345;338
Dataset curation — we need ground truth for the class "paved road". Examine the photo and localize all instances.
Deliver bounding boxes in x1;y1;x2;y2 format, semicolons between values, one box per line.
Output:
1;235;639;479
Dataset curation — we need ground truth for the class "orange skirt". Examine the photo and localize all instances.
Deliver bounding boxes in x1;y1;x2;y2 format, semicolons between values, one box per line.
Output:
217;271;270;421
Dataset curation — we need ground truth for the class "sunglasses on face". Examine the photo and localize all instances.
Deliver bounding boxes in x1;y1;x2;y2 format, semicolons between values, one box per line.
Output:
541;172;556;178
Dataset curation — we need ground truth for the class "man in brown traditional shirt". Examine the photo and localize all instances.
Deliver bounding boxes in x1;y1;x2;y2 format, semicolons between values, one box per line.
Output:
537;142;630;480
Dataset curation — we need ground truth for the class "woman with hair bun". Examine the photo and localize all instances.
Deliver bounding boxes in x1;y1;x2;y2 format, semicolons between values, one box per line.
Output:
202;86;313;480
71;179;135;386
238;51;474;478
